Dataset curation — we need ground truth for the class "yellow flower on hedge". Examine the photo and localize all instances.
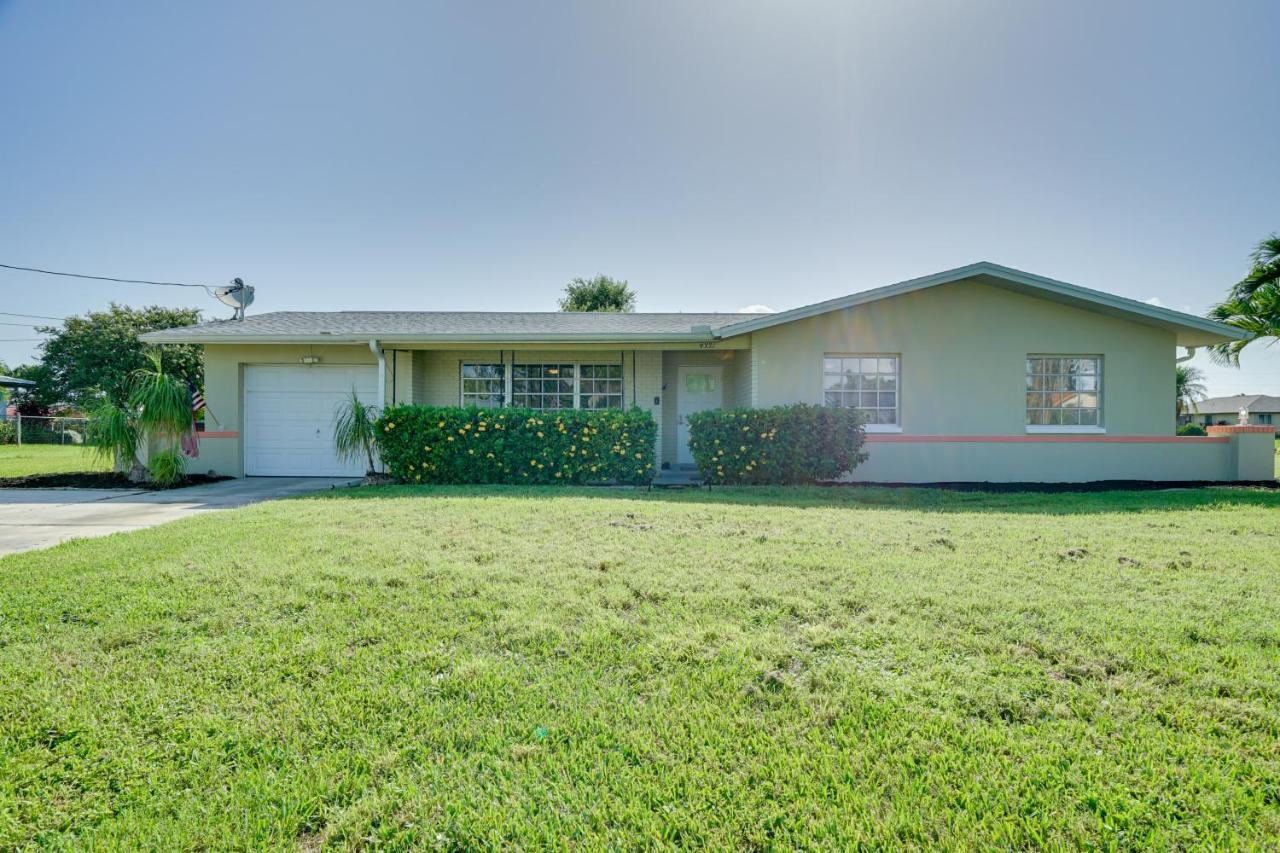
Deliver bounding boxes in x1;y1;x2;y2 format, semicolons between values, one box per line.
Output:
386;422;395;430
447;436;454;442
634;452;642;459
415;474;421;481
478;425;486;432
530;459;538;466
438;421;445;428
423;446;431;452
486;452;495;459
536;431;544;438
740;445;747;451
467;449;474;455
554;471;562;478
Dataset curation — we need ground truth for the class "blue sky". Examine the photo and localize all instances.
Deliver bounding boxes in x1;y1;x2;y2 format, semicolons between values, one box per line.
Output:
2;1;1277;394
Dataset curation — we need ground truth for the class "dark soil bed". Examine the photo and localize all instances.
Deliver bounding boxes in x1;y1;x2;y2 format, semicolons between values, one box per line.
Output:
0;472;232;490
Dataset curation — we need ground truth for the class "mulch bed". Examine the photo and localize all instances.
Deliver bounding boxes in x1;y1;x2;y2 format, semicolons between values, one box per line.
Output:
0;472;233;490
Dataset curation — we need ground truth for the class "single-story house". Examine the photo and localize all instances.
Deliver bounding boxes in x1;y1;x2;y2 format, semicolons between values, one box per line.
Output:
140;261;1275;483
1181;394;1280;428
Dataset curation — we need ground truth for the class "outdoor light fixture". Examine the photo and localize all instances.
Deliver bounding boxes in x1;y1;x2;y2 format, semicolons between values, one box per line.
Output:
299;355;322;365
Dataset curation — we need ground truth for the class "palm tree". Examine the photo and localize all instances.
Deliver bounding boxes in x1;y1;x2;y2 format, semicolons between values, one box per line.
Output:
1175;364;1208;418
1209;234;1280;365
333;388;379;475
87;350;195;483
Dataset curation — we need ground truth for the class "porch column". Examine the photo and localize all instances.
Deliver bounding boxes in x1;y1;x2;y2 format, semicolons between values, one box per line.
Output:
369;339;386;410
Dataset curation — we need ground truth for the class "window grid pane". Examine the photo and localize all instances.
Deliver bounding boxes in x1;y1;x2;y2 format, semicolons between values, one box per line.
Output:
1025;355;1102;426
508;363;623;411
822;355;899;425
461;363;504;408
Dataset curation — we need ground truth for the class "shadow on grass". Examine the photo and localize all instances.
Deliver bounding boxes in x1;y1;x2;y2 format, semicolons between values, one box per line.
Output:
294;481;1280;515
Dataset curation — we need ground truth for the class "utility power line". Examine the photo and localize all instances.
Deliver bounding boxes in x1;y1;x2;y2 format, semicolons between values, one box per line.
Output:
0;322;53;329
0;262;215;294
0;311;66;321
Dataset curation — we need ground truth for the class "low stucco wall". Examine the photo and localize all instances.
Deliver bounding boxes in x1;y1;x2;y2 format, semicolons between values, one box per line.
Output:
842;433;1272;483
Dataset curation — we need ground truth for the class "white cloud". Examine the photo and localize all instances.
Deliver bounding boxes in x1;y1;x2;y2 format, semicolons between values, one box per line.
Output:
1144;296;1163;307
737;304;774;314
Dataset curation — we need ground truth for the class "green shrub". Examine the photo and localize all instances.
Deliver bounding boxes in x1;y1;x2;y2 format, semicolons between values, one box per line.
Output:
1177;423;1208;436
0;421;14;445
687;404;868;485
147;448;187;486
376;405;657;485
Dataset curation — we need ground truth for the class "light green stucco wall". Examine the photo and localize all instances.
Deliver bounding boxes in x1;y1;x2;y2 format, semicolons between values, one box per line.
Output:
845;439;1235;483
750;281;1176;436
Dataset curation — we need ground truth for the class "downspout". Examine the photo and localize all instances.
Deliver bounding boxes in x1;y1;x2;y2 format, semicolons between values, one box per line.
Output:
369;339;386;410
1176;346;1198;364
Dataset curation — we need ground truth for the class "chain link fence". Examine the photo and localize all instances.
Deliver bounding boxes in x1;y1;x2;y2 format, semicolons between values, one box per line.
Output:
14;415;90;445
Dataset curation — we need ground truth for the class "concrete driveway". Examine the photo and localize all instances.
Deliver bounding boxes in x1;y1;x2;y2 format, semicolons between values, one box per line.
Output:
0;477;357;556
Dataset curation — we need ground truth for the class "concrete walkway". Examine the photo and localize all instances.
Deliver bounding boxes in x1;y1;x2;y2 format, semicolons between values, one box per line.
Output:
0;477;357;556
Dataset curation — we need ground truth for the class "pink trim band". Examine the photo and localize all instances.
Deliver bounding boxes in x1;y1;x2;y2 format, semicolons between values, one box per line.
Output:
864;434;1228;444
1207;425;1276;435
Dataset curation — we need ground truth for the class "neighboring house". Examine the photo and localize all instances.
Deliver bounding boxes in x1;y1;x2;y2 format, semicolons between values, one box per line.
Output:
140;261;1274;483
1181;394;1280;428
0;375;35;422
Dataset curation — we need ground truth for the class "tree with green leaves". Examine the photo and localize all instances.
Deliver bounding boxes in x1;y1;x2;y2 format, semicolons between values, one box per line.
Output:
35;304;203;408
1175;364;1208;418
1209;234;1280;365
558;275;636;313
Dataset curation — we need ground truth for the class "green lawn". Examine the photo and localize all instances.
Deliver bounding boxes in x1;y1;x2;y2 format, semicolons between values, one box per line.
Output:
0;444;110;478
3;486;1280;847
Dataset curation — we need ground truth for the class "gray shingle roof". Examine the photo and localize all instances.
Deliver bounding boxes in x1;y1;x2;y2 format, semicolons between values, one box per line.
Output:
1193;394;1280;414
139;262;1246;346
0;374;35;388
140;310;753;343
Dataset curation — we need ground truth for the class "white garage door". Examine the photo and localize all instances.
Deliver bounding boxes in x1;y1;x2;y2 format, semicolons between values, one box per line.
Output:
244;365;378;476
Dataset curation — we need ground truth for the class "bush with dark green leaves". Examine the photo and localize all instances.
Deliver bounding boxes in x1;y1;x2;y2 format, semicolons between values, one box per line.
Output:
1177;423;1208;436
375;405;656;485
0;421;14;445
688;404;868;485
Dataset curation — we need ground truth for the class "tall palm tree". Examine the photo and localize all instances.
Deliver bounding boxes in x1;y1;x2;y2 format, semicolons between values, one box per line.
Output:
1209;234;1280;365
1175;364;1208;418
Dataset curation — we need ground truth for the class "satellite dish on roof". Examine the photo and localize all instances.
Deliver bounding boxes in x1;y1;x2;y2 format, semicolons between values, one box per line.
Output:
214;278;254;320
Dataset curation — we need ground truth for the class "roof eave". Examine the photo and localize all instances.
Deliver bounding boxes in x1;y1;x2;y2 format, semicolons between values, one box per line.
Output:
711;261;1250;345
139;331;718;345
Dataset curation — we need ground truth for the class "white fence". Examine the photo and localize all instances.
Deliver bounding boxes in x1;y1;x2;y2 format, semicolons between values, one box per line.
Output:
14;415;90;445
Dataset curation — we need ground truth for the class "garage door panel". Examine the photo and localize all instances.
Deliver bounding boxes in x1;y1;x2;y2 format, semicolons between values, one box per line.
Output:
244;365;378;476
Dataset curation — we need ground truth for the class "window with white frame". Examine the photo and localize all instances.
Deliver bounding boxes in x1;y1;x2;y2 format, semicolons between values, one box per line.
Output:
460;363;505;408
823;355;899;426
579;364;623;409
512;364;576;410
1025;355;1101;428
510;363;624;411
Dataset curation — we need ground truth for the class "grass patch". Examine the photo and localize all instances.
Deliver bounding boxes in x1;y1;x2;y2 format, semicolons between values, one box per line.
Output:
0;444;110;478
2;485;1279;846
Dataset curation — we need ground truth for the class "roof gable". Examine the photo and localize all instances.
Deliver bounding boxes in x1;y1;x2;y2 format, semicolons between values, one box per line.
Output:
713;262;1246;347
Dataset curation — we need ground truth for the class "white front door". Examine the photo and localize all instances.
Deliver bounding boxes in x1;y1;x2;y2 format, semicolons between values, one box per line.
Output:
243;364;378;476
676;364;724;466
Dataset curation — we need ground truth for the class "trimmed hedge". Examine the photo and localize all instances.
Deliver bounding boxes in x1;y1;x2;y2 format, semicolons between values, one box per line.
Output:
375;405;657;485
687;404;868;485
1177;422;1208;436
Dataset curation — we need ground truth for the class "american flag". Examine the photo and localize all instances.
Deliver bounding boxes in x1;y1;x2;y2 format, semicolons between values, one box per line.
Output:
181;384;205;458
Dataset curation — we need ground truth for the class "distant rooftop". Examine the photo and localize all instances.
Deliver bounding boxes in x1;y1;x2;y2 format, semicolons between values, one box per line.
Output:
1194;394;1280;414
